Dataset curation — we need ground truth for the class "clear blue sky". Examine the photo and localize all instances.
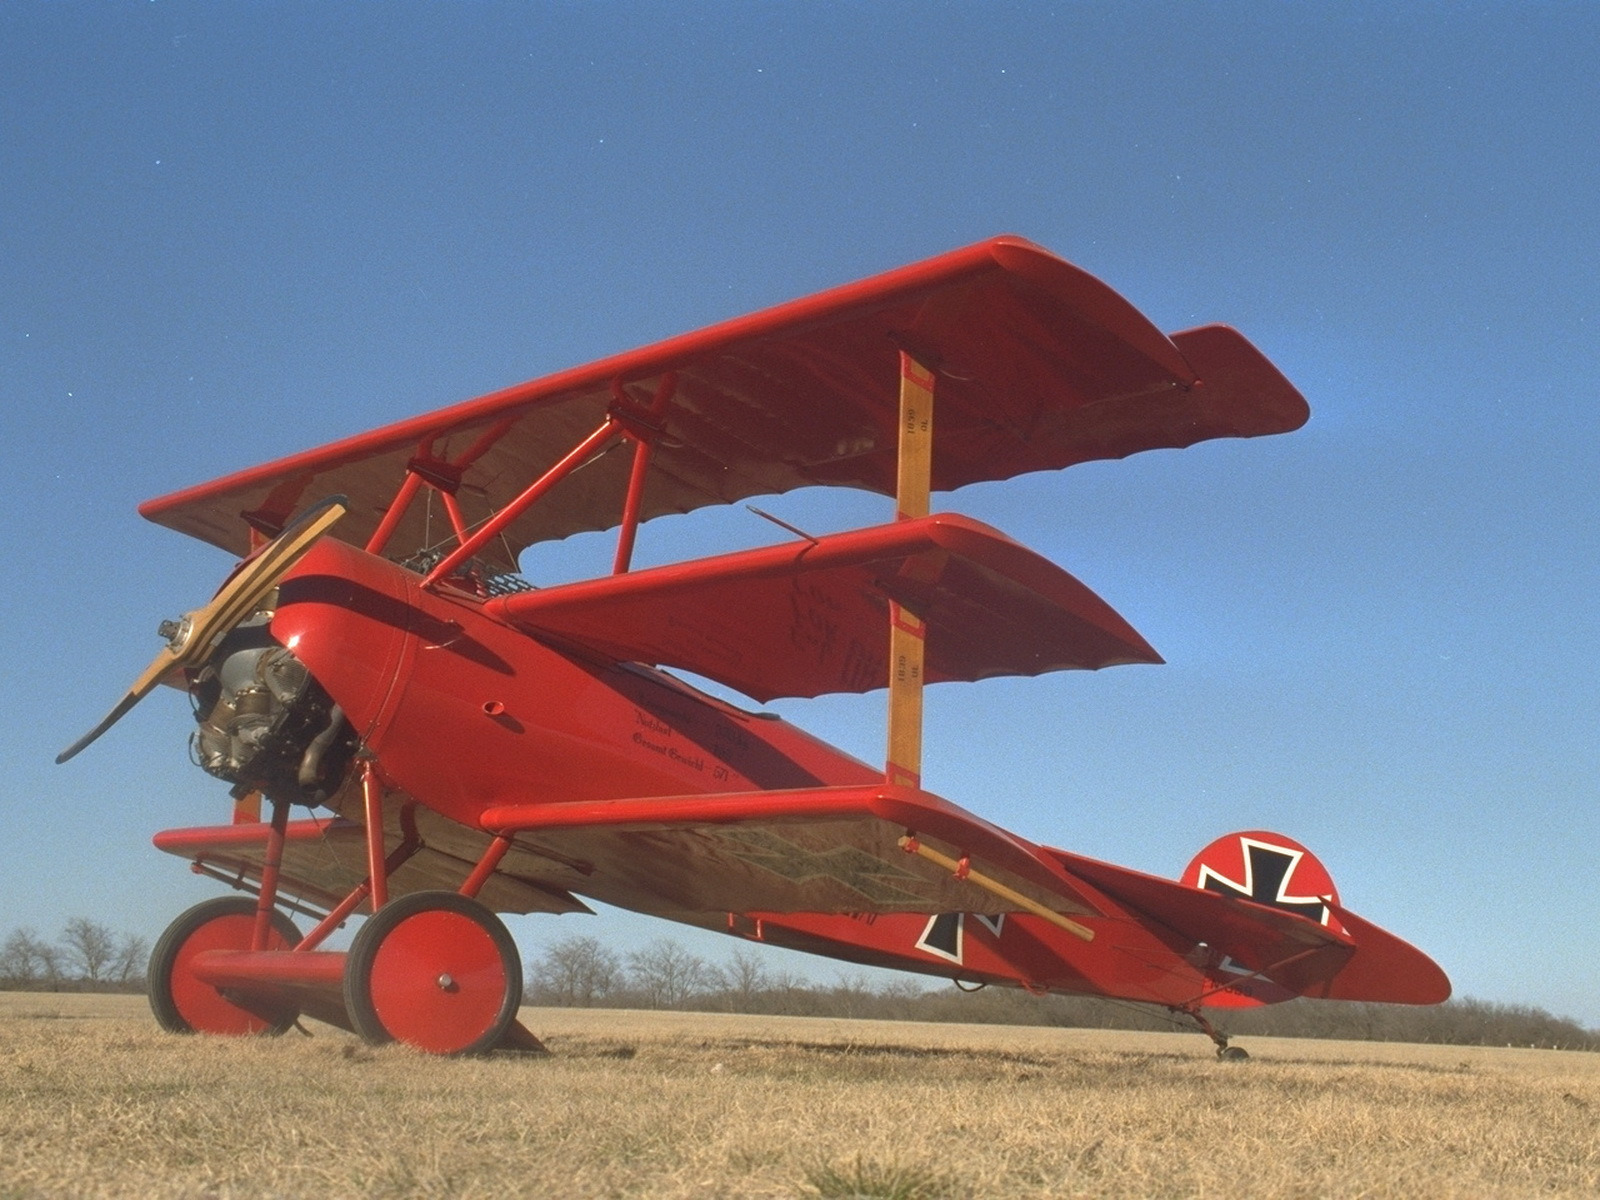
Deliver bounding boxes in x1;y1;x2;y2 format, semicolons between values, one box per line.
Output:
3;3;1596;1025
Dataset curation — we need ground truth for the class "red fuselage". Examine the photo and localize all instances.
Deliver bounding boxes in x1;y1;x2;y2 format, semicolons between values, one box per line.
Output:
265;538;1233;1007
273;538;880;827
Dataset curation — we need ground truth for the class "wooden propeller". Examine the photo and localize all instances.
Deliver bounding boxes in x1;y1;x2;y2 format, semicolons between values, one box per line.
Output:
56;496;348;764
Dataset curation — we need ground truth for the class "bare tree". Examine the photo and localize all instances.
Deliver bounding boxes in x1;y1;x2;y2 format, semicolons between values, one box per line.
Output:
528;935;622;1007
30;935;65;990
60;917;117;986
110;933;149;988
626;938;709;1009
828;970;876;1020
709;945;770;1012
1;928;52;987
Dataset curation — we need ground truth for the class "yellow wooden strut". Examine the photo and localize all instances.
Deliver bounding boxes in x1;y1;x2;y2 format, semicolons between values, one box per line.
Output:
899;836;1096;942
886;351;937;789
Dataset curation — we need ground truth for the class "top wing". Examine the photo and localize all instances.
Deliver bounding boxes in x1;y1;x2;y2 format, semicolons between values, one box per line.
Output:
139;237;1308;569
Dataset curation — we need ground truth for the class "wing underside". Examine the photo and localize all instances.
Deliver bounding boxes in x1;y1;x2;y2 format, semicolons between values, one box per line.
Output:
153;786;1106;926
151;808;593;918
152;784;1446;1009
473;785;1104;920
138;238;1307;567
490;512;1162;702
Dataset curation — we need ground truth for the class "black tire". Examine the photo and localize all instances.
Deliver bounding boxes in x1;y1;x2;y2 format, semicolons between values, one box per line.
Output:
343;890;522;1056
149;895;301;1036
1218;1044;1251;1062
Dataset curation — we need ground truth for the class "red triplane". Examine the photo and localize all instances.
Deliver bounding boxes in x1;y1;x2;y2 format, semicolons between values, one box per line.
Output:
60;237;1448;1057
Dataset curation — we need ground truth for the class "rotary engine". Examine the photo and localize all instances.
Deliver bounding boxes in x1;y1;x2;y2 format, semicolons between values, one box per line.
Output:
189;614;357;806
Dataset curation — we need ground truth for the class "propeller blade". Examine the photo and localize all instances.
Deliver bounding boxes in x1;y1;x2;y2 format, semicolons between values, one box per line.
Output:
55;496;348;765
169;496;349;669
55;648;181;764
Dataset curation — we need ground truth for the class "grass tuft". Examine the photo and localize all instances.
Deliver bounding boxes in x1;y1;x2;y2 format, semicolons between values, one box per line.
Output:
802;1154;956;1199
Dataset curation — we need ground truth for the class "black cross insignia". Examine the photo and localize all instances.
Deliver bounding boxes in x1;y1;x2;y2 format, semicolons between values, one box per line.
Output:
1197;840;1328;924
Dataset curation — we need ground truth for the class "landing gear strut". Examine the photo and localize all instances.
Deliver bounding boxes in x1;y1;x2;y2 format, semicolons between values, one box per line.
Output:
147;782;541;1056
1176;1005;1250;1061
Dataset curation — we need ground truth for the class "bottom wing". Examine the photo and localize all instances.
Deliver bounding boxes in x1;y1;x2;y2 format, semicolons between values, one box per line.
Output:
476;785;1106;923
155;789;1447;1014
152;805;591;918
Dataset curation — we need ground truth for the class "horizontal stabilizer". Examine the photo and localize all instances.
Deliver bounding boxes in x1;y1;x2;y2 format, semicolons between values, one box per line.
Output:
487;513;1161;702
1052;845;1347;962
1314;901;1452;1005
1049;843;1450;1007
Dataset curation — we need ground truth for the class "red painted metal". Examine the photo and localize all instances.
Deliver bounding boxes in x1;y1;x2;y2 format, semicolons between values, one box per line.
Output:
259;507;1445;1018
421;415;624;587
155;816;359;854
296;885;373;952
439;488;469;544
343;892;521;1055
611;435;654;575
476;784;1102;914
611;373;677;575
364;469;424;556
296;817;424;951
123;238;1448;1053
275;538;880;827
361;761;388;912
150;898;301;1036
191;948;347;990
250;798;291;952
138;237;1309;570
459;835;512;900
488;513;1160;703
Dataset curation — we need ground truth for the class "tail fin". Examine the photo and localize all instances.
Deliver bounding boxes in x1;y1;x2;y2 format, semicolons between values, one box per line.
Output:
1182;830;1341;929
1183;830;1450;1007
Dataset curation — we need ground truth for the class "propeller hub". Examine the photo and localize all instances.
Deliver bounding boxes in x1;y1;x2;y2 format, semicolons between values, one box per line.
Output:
55;495;347;766
158;615;193;650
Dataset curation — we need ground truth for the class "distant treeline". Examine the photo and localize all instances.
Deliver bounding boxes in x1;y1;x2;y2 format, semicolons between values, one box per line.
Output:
1;920;147;992
6;921;1591;1052
525;934;1600;1052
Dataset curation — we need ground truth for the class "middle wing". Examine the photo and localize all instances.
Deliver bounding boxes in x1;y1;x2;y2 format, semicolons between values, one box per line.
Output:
487;512;1161;702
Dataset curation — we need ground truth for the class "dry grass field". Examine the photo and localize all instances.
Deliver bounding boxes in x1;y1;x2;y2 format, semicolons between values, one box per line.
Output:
1;993;1596;1198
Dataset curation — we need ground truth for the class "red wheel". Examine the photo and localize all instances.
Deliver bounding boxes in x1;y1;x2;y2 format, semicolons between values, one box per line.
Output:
343;891;522;1056
149;896;301;1036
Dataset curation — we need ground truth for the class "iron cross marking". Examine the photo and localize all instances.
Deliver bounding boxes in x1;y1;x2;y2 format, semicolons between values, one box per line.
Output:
1198;840;1328;924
